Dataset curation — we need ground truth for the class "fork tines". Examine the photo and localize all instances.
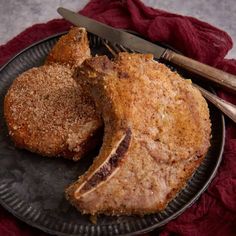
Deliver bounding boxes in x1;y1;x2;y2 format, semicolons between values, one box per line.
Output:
102;40;135;56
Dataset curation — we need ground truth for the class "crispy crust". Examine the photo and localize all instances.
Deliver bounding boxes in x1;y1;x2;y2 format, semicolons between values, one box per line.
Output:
66;155;205;215
46;27;91;68
4;64;102;160
66;52;211;215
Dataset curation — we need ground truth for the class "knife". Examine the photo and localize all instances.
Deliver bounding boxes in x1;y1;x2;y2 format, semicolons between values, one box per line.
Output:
58;7;236;93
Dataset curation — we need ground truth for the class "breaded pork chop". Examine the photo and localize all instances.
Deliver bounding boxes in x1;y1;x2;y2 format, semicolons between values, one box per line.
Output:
46;27;91;68
4;64;102;160
66;53;211;215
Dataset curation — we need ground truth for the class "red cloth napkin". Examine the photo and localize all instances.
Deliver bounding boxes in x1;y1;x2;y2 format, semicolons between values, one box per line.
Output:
0;0;235;235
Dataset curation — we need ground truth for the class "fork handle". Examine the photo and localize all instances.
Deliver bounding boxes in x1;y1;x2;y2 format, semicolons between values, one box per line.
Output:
194;84;236;123
162;49;236;93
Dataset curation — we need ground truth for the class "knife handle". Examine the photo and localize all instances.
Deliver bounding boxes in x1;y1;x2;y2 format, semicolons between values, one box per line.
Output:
162;49;236;93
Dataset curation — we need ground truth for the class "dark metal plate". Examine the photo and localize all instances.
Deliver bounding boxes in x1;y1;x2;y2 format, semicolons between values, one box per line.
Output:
0;32;225;236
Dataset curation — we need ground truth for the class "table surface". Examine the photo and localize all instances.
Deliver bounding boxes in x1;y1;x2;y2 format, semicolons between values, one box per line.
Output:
0;0;235;58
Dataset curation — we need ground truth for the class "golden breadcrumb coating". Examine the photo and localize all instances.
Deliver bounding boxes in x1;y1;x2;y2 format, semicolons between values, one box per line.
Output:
4;64;102;160
46;27;91;68
66;53;211;215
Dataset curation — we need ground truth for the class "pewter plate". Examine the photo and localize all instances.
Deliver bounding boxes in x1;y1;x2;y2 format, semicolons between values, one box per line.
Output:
0;32;225;236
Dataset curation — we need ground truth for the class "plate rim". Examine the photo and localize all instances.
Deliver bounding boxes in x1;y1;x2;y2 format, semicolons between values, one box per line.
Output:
0;31;68;71
0;32;226;236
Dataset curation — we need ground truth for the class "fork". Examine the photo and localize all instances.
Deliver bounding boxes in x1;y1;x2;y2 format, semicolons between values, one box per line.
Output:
102;40;236;123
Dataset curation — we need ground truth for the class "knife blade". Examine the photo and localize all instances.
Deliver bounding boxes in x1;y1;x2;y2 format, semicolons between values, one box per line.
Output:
57;7;236;93
57;7;166;58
